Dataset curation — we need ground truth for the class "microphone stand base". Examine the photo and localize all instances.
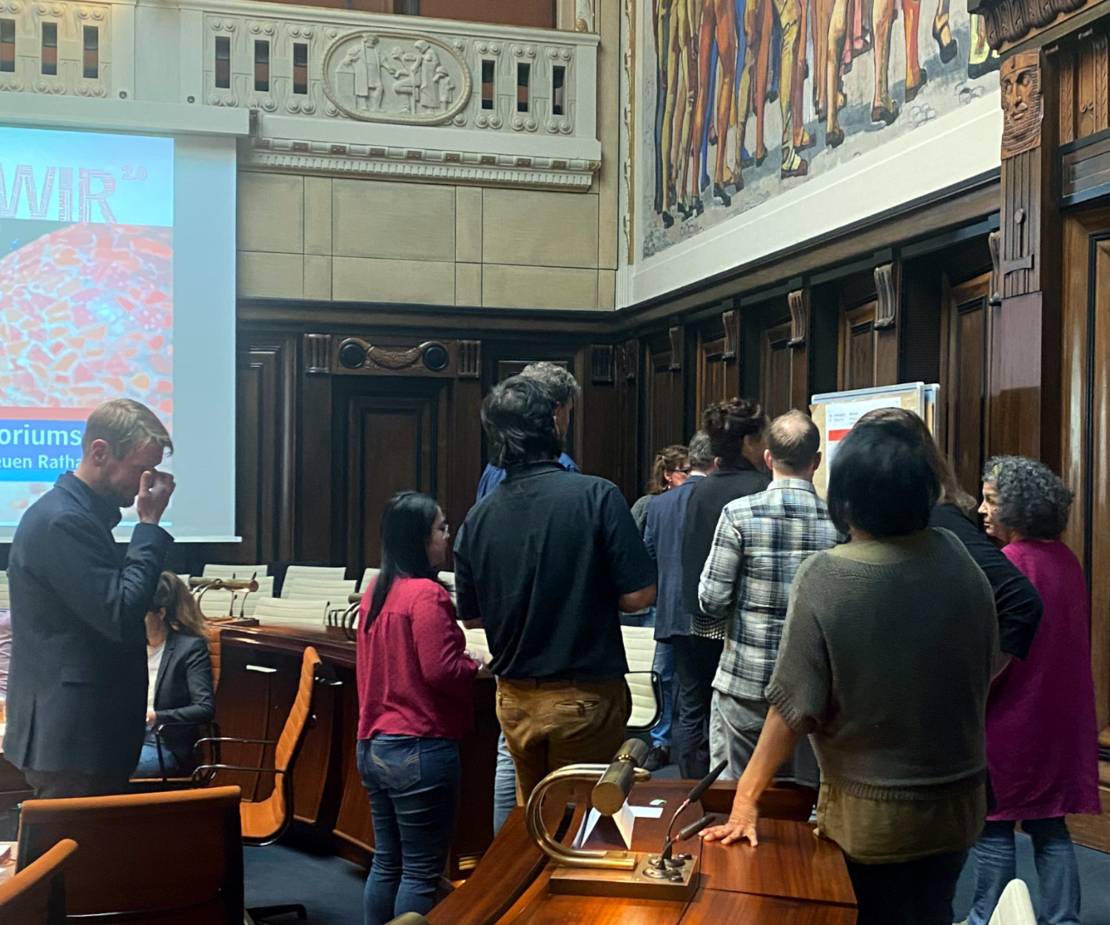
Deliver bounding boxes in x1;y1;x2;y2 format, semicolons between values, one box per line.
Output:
548;852;700;901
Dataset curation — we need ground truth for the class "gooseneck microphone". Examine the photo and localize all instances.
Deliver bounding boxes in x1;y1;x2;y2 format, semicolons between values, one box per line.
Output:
650;759;728;870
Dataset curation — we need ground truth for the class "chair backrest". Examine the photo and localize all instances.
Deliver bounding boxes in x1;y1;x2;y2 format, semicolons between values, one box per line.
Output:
359;567;380;591
989;879;1036;925
462;627;491;664
281;578;357;601
284;565;348;584
438;572;457;605
17;787;243;923
620;625;660;731
246;647;321;844
254;597;331;628
0;838;76;925
202;564;269;579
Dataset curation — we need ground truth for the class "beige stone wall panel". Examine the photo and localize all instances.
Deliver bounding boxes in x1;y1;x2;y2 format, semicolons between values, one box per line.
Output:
333;256;455;304
332;180;456;262
483;264;598;309
483;190;600;269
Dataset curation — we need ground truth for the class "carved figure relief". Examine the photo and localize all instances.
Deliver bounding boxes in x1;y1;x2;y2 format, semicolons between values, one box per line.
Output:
323;30;470;124
1000;51;1043;158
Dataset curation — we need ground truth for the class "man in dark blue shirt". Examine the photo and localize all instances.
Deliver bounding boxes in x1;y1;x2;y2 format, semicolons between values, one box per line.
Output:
475;361;580;503
5;399;175;797
642;430;714;770
456;376;655;808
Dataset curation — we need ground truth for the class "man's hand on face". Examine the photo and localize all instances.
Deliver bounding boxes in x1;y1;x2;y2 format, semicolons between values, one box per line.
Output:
136;470;176;525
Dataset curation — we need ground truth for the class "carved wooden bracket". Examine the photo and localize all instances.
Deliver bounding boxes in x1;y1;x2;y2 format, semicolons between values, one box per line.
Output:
721;309;739;360
304;333;331;374
967;0;1087;50
1001;51;1044;159
590;344;615;384
873;263;901;330
988;230;1003;305
668;326;683;372
333;337;453;375
458;340;481;379
787;290;810;347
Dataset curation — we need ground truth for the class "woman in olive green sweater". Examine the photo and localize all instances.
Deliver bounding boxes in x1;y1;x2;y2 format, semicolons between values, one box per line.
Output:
703;418;998;925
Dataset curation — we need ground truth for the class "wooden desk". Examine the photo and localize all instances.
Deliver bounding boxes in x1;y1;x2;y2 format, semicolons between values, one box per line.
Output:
212;625;499;875
429;780;856;924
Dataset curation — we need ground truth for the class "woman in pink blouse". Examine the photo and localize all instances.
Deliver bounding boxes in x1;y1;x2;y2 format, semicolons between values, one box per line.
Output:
968;457;1100;925
356;491;479;925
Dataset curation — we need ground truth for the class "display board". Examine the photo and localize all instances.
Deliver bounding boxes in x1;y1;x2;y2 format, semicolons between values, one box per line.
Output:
810;383;939;497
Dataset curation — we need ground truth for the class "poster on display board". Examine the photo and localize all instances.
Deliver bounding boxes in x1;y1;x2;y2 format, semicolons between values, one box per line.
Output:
810;383;939;497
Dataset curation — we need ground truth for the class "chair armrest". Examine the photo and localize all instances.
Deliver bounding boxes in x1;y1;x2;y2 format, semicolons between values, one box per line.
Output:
191;763;282;781
193;735;275;747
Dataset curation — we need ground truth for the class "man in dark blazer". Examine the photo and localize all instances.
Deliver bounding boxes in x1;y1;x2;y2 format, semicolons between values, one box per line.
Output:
5;399;176;797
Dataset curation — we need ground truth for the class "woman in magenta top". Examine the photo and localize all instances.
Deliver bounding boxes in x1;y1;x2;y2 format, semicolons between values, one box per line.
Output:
968;457;1100;925
356;491;479;925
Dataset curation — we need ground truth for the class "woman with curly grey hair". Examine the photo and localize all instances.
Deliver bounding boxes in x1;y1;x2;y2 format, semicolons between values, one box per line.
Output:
966;456;1100;925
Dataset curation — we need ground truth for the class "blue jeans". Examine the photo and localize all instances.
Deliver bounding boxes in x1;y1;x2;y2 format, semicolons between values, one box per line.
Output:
357;736;460;925
133;741;180;778
650;640;674;751
969;818;1081;925
492;731;517;835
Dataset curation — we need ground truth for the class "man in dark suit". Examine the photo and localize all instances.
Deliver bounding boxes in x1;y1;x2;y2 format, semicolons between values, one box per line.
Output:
5;399;176;797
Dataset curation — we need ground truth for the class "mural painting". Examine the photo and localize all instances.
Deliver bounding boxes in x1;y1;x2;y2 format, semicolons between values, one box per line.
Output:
641;0;999;258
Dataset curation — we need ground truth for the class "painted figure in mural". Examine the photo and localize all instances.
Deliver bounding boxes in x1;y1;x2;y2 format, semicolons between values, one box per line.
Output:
653;0;670;214
648;0;995;245
342;34;384;112
736;0;807;178
968;12;1000;79
690;0;740;206
657;0;700;225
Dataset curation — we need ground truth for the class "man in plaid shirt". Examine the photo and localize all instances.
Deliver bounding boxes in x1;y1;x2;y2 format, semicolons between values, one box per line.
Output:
696;410;838;786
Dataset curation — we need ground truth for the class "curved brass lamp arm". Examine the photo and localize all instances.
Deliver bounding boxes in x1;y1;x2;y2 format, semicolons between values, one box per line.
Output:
525;763;651;870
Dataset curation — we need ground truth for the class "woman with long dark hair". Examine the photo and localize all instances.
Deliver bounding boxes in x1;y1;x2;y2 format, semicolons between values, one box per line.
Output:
133;572;214;778
356;491;479;925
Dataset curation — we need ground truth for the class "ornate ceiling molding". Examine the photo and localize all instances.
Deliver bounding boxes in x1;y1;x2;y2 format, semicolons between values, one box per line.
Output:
244;136;599;191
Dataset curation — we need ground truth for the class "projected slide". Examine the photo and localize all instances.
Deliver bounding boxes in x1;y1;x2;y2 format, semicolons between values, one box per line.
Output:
0;127;174;524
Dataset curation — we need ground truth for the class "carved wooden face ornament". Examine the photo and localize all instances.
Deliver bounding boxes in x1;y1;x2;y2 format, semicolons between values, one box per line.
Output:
1000;52;1043;159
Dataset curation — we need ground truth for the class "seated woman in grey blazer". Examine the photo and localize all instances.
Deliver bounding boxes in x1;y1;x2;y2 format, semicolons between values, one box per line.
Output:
133;572;215;778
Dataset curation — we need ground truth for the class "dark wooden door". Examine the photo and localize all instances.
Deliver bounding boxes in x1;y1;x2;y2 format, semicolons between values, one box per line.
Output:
943;273;991;498
334;378;448;572
760;321;792;420
643;342;684;484
838;302;877;391
1060;208;1110;851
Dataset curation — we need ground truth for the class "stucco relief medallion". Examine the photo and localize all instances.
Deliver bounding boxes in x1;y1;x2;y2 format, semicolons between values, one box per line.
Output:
322;30;471;125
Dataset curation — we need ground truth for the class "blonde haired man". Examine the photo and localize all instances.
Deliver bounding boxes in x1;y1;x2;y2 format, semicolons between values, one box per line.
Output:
5;399;176;797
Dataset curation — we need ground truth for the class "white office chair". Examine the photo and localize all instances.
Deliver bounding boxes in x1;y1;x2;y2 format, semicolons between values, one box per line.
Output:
202;563;269;579
284;565;348;588
282;578;357;602
254;597;332;629
462;627;492;664
621;625;663;733
988;879;1036;925
359;567;381;591
438;571;457;606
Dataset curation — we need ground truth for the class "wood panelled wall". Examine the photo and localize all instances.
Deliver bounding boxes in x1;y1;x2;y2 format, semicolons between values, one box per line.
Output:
147;206;1009;583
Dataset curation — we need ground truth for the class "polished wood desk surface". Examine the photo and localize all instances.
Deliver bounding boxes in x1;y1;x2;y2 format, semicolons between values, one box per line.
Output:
430;779;856;925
